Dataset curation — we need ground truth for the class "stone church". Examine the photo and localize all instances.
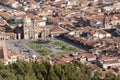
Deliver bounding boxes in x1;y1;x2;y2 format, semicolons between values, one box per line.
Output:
22;16;68;40
23;16;37;39
23;16;46;39
23;15;53;40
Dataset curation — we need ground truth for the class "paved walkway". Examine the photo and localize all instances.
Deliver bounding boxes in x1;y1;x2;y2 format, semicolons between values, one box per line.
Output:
6;40;40;57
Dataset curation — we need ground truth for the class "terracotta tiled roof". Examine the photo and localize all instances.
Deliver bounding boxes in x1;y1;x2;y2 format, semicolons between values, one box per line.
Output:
0;12;11;20
79;0;88;4
51;26;68;33
0;19;7;26
25;13;34;18
32;16;43;22
45;25;56;29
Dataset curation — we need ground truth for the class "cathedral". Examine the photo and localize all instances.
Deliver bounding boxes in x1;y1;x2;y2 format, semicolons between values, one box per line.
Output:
23;16;48;40
23;16;36;39
14;15;68;40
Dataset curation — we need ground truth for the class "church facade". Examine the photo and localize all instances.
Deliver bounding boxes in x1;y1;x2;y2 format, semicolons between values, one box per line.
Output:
23;16;48;40
22;16;68;40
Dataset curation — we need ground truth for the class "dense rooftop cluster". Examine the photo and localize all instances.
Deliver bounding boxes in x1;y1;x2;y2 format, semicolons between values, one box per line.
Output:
0;0;120;78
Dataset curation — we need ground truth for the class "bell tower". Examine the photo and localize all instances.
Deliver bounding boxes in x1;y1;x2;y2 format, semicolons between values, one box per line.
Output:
104;15;112;29
23;16;32;39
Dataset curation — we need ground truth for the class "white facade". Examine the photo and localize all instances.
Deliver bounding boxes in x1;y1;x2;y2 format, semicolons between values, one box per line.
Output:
102;62;120;69
23;6;29;12
4;56;17;65
94;0;98;2
67;1;78;6
111;20;120;26
90;21;103;28
106;33;111;37
113;2;120;10
37;22;46;26
87;57;96;62
93;33;111;39
103;6;113;11
69;31;75;35
95;22;104;28
55;0;61;2
11;2;19;8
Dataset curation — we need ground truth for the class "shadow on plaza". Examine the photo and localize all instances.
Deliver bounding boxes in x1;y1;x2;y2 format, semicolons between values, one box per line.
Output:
55;35;91;52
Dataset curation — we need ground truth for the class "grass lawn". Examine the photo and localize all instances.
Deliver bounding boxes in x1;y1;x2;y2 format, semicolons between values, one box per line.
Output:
28;42;42;49
53;41;79;53
27;39;79;56
27;40;52;56
37;49;52;56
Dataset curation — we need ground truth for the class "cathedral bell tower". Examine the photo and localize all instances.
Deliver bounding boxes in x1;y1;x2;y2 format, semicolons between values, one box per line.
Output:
104;15;112;29
23;16;35;39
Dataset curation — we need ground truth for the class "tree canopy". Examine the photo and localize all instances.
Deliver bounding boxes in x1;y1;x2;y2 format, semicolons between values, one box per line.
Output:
0;60;119;80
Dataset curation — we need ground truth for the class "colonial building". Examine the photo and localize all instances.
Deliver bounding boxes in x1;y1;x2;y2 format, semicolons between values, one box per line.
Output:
97;57;120;69
0;46;25;65
0;27;16;40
